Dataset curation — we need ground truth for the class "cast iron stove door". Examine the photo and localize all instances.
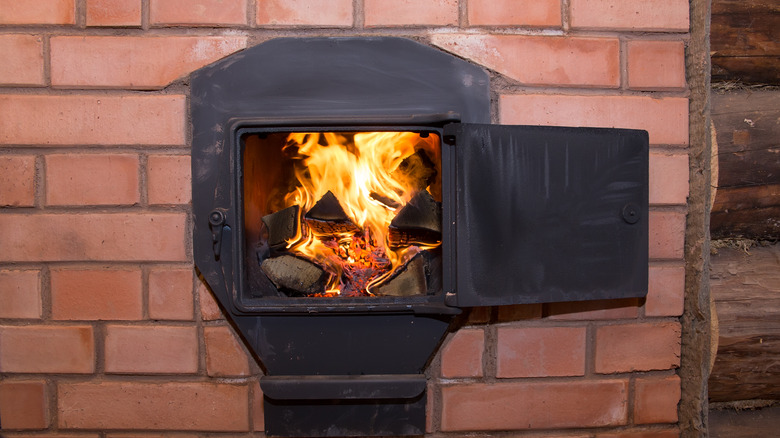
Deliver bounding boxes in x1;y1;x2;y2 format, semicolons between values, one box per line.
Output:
442;123;649;307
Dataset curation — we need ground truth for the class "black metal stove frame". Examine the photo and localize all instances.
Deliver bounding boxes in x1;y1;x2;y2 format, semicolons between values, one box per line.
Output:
191;37;649;437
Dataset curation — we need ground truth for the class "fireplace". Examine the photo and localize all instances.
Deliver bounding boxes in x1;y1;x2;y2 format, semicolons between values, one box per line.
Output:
242;128;445;301
191;37;648;437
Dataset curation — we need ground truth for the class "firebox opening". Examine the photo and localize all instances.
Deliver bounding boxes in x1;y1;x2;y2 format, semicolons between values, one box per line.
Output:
241;129;444;302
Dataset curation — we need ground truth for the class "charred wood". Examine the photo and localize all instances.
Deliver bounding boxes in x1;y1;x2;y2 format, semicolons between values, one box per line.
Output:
262;205;301;249
369;191;401;209
304;191;361;235
372;252;428;297
261;254;330;296
389;190;442;247
392;149;437;193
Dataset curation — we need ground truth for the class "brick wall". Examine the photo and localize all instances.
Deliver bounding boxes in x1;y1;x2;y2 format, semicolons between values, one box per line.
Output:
0;0;691;436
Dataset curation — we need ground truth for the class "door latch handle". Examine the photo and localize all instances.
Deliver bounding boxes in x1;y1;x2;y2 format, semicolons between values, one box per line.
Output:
208;210;226;259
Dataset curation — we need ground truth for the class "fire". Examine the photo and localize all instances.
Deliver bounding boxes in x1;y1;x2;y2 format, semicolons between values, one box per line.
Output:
278;131;440;296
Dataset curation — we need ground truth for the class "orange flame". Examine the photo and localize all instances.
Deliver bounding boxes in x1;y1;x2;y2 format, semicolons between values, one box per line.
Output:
279;131;440;295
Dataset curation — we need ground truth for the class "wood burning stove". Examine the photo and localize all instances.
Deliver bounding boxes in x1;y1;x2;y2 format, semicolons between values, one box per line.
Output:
191;37;648;437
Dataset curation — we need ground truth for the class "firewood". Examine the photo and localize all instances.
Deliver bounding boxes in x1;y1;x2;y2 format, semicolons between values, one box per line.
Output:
388;190;442;247
260;254;330;296
369;191;401;209
262;205;300;249
372;252;427;297
304;191;361;235
392;149;437;192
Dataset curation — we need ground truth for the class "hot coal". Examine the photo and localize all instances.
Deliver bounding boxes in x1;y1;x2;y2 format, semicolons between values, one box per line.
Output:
392;149;437;193
261;254;330;296
304;191;361;235
372;252;428;297
262;205;300;249
323;230;391;297
388;190;442;248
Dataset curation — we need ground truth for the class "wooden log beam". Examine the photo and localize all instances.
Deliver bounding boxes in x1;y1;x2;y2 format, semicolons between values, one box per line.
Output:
708;243;780;402
711;0;780;84
711;89;780;238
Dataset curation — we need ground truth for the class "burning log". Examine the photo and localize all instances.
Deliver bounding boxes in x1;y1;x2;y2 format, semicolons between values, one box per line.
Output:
372;252;427;297
304;191;361;235
388;190;442;248
260;254;330;296
392;149;437;192
262;205;300;249
369;191;401;209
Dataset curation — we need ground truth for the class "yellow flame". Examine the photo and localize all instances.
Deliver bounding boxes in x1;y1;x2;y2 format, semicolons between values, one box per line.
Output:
279;131;439;295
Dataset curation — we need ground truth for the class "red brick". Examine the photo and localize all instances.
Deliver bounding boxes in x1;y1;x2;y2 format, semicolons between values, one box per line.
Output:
6;435;99;438
649;211;686;260
634;375;681;424
440;328;484;378
595;322;681;373
468;0;561;26
364;0;458;27
441;380;628;430
0;0;76;24
199;280;225;321
151;0;247;25
204;325;251;377
0;325;94;373
257;0;353;26
105;325;198;374
46;154;139;206
496;304;542;322
148;268;194;320
0;95;185;146
0;380;48;429
0;34;45;86
51;269;143;320
598;429;679;438
570;0;689;31
546;298;640;320
86;0;142;26
147;155;191;205
538;435;592;438
0;155;36;207
51;37;246;90
0;213;187;262
628;40;686;89
251;381;264;431
496;326;586;377
649;152;689;205
432;35;619;87
58;382;249;430
105;435;199;438
646;265;685;317
0;270;42;319
500;94;689;145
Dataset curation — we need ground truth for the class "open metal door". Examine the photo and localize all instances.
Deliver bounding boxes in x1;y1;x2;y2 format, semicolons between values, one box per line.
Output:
443;124;649;307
